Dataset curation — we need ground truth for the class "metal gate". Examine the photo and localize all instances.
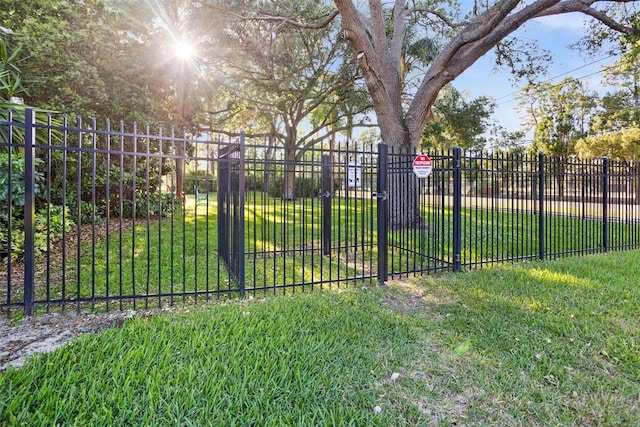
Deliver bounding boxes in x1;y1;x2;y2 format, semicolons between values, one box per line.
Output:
217;134;245;296
239;142;381;295
381;146;457;279
220;141;455;290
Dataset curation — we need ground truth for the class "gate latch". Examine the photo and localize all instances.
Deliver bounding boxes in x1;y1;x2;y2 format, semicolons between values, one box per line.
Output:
321;191;332;199
372;191;387;201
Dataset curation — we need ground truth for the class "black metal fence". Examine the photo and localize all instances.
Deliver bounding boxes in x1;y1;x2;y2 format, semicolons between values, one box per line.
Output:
386;147;640;276
241;140;381;297
2;108;640;317
1;109;244;316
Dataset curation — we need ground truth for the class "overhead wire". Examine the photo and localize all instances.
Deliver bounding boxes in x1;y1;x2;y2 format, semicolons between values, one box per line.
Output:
493;54;617;105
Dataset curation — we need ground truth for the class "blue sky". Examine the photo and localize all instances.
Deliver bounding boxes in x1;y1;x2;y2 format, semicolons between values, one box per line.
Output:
452;13;616;139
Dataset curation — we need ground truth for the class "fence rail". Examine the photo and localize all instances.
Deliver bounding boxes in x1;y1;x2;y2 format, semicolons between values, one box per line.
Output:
2;108;640;317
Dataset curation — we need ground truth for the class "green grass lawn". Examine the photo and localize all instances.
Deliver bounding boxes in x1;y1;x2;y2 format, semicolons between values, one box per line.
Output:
2;249;638;425
10;193;379;313
6;191;639;315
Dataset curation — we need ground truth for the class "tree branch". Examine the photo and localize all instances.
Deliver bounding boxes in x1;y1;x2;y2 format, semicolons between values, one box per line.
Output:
535;0;635;34
390;0;408;71
205;4;340;30
406;6;459;28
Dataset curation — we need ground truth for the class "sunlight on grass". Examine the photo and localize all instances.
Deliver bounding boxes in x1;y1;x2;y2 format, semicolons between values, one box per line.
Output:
527;268;598;289
2;250;640;425
406;251;640;425
10;187;640;316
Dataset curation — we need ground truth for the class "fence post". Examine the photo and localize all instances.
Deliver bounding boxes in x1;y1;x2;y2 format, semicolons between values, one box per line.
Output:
238;132;246;297
452;147;462;272
321;154;332;255
602;157;609;252
217;147;229;266
376;142;388;285
538;152;545;260
23;108;36;316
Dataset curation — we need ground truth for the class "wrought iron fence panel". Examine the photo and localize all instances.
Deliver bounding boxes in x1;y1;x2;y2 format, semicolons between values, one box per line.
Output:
3;108;640;317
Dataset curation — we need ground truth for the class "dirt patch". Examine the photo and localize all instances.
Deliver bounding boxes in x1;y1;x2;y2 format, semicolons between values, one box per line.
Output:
383;280;431;311
0;308;165;371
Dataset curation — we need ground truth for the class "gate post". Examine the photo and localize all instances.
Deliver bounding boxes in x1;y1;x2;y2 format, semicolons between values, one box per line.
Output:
321;154;332;255
452;147;462;272
376;142;388;285
24;108;36;316
602;157;609;252
538;153;545;260
238;132;246;297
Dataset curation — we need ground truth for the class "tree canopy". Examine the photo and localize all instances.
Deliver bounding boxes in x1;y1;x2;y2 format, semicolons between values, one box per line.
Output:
421;85;495;151
520;78;597;156
221;0;638;151
0;0;182;124
523;39;640;160
3;0;639;160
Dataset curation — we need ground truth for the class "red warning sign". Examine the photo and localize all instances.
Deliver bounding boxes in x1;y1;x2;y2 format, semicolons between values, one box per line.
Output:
413;154;432;178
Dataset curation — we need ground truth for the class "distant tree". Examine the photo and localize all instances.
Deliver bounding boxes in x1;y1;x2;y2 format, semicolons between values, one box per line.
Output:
575;40;640;203
202;0;372;199
587;45;640;135
576;128;640;203
520;77;598;199
576;127;640;159
520;78;597;156
486;128;528;153
421;85;495;151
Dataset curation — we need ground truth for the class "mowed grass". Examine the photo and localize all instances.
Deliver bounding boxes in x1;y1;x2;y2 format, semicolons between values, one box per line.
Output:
13;192;377;313
2;249;639;425
22;192;640;313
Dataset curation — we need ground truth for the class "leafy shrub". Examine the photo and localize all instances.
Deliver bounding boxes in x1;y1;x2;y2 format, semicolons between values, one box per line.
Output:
119;192;182;219
245;173;263;191
185;170;216;194
63;199;106;225
267;175;320;199
0;152;45;220
0;152;78;261
0;204;74;261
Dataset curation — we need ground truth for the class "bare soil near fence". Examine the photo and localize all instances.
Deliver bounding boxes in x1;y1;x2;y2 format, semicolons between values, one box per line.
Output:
0;306;173;370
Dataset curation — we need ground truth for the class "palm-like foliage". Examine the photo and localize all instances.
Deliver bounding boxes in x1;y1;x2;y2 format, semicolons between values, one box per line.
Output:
0;26;59;144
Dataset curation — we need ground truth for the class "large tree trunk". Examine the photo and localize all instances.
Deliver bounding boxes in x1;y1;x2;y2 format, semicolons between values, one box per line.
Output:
175;142;185;200
331;0;635;227
282;125;297;201
334;0;446;229
262;132;276;194
386;142;421;230
551;156;567;201
283;145;296;200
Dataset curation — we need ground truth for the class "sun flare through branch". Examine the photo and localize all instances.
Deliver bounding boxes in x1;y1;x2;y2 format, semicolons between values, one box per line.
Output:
174;39;195;60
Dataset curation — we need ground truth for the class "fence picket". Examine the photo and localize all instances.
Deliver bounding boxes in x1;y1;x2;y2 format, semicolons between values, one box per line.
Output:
23;108;36;316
